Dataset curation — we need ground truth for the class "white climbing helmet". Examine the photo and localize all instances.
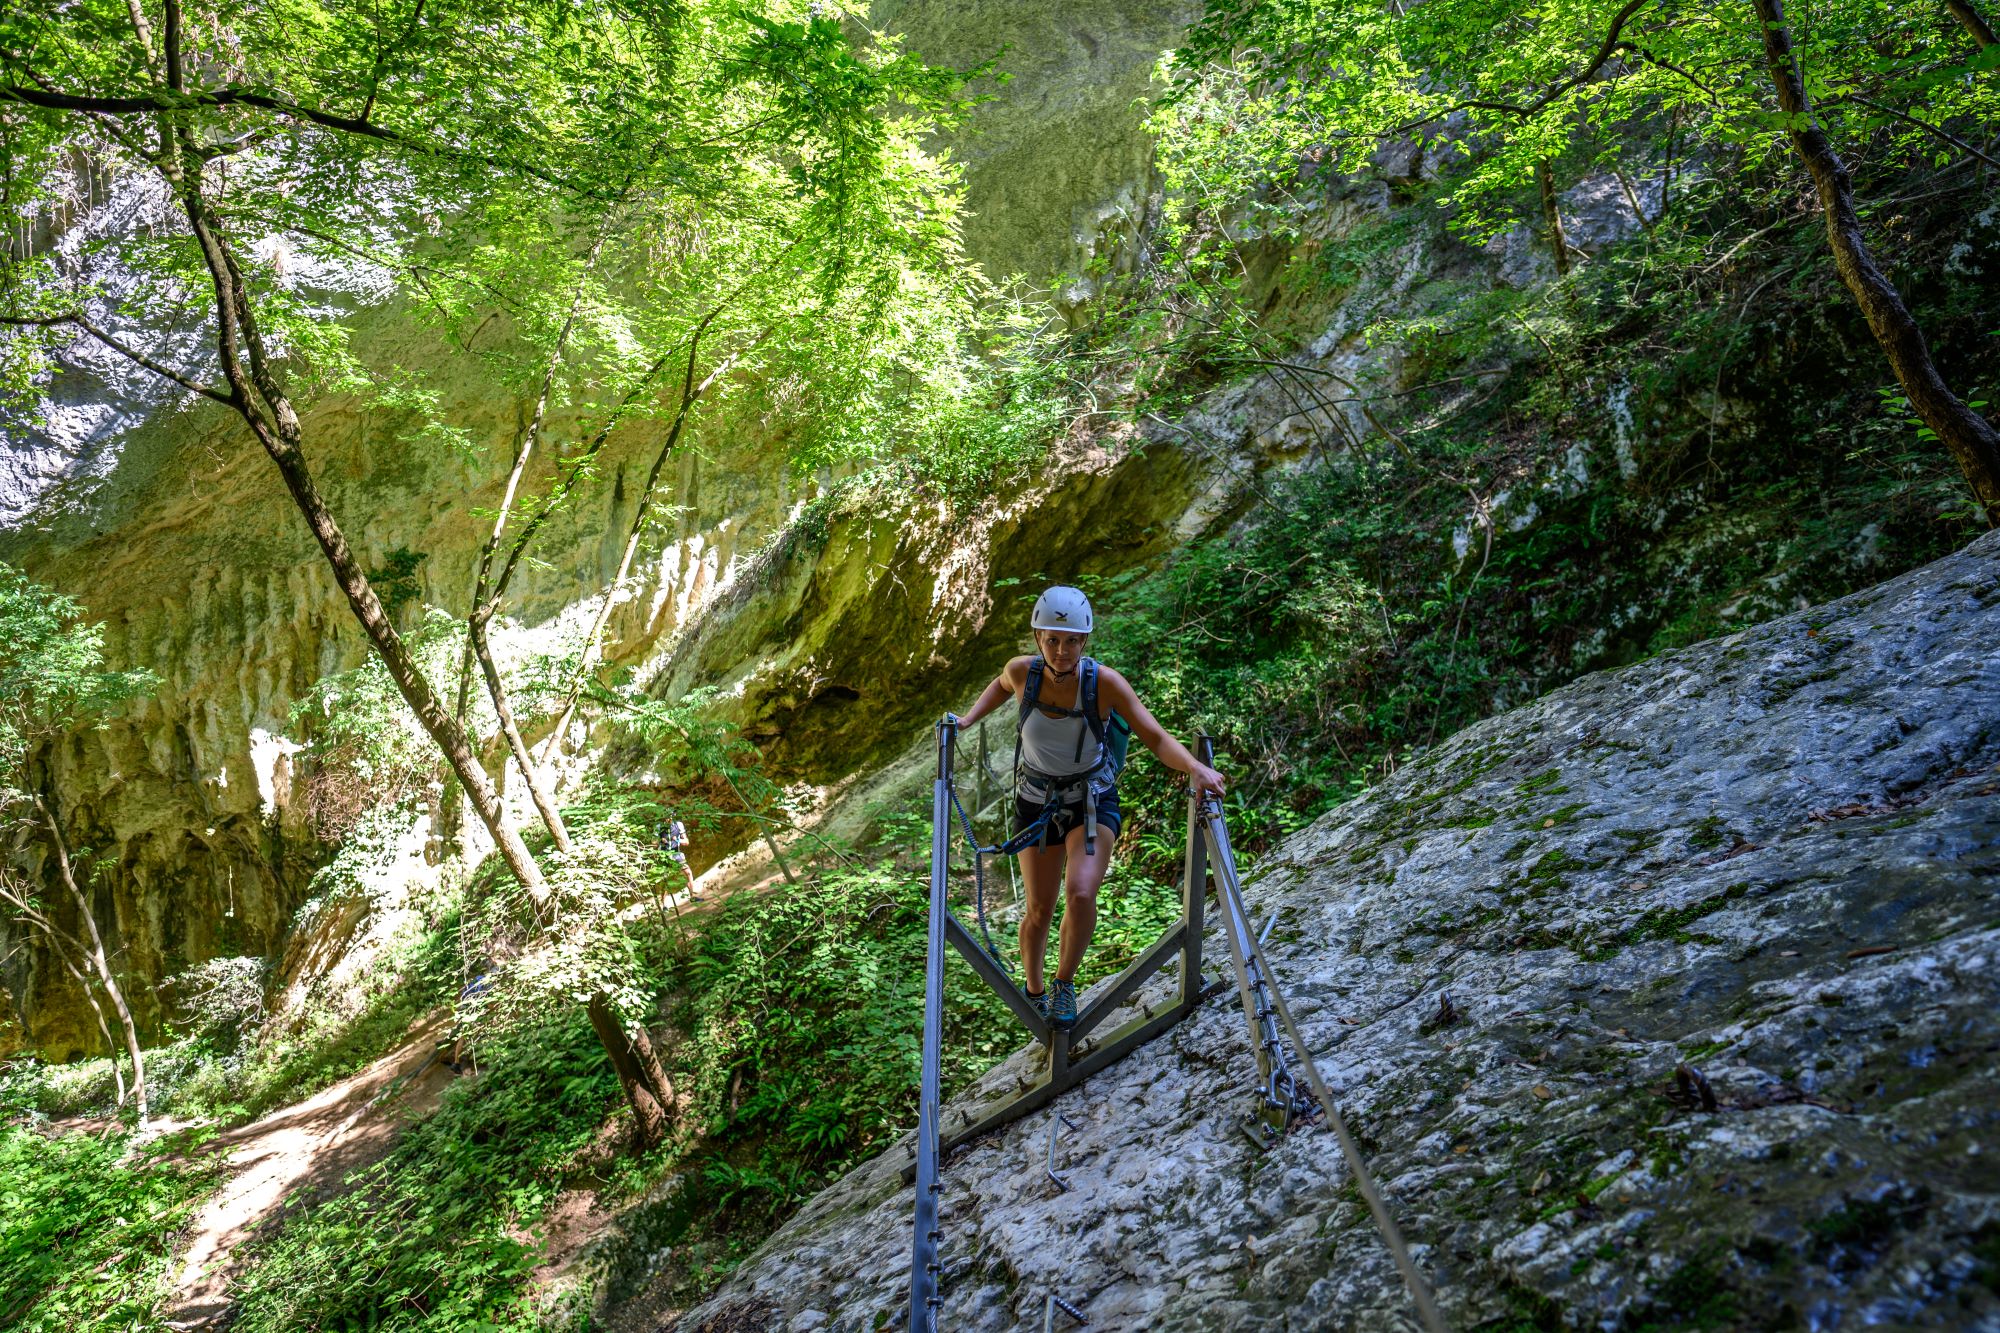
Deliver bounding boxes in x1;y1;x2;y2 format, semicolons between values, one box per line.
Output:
1030;585;1094;633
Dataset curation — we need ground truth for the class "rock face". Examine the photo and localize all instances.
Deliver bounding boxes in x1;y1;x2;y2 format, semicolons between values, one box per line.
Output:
676;530;2000;1332
868;0;1197;300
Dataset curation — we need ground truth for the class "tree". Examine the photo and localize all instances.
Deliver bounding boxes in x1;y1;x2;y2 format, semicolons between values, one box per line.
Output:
0;565;154;1124
1166;0;2000;523
0;0;987;892
1;0;998;1152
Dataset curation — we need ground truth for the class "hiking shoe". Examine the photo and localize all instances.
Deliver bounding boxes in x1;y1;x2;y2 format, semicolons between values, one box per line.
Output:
1049;978;1078;1030
1026;988;1049;1022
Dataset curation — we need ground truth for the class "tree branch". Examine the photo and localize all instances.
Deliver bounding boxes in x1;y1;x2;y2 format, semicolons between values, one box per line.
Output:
1391;0;1655;132
1829;91;2000;170
0;312;235;403
1615;41;1723;103
1;84;400;140
0;82;614;200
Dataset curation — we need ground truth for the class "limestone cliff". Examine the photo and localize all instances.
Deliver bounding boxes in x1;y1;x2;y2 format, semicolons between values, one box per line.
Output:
674;532;2000;1331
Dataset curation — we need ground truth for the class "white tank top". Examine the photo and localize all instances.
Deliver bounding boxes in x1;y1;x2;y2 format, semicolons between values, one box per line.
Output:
1019;704;1103;779
1017;662;1109;797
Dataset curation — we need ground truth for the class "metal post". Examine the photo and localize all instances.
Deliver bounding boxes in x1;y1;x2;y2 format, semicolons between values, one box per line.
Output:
1180;736;1212;1015
909;716;955;1333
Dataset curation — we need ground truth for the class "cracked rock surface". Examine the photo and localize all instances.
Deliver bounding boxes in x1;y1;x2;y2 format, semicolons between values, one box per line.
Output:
675;530;2000;1332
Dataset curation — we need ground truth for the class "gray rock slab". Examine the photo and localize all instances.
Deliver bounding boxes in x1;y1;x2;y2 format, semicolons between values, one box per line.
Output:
675;530;2000;1331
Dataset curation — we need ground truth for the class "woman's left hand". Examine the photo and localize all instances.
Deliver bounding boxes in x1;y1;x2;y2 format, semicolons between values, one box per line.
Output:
1191;763;1226;798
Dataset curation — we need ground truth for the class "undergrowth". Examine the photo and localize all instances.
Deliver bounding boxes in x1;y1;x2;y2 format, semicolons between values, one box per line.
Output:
1091;154;1991;861
224;1005;617;1333
0;1123;222;1332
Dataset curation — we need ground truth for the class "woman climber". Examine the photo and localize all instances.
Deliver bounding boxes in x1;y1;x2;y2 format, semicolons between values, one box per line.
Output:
954;585;1226;1030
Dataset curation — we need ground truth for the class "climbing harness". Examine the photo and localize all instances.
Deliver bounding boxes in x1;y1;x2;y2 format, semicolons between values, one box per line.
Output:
945;662;1126;971
909;722;1450;1333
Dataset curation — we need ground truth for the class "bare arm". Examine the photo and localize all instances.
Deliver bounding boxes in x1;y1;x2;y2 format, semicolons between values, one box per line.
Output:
955;657;1028;729
1097;666;1225;797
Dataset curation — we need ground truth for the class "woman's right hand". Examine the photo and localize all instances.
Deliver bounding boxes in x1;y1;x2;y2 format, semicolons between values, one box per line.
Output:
1190;763;1226;799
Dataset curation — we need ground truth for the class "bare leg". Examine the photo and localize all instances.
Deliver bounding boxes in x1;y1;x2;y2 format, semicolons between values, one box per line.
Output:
1018;840;1065;995
1054;821;1114;983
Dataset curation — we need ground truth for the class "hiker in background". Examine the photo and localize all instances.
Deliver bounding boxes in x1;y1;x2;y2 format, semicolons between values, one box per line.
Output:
659;812;697;899
438;945;512;1075
954;585;1225;1029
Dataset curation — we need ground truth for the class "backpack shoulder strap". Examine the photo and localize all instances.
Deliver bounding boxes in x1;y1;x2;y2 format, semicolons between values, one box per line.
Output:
1079;658;1107;746
1019;656;1045;726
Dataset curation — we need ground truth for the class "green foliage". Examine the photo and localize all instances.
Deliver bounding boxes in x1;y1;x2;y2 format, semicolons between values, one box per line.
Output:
226;1009;617;1333
0;563;152;781
1167;0;2000;249
1094;188;1988;855
1096;463;1428;854
0;0;1042;518
604;683;800;864
676;863;957;1184
0;1124;221;1332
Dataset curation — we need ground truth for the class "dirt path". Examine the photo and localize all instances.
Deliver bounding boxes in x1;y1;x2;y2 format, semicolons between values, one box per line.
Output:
164;1016;458;1330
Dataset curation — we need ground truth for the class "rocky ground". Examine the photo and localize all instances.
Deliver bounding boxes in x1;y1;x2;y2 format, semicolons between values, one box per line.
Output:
671;529;2000;1332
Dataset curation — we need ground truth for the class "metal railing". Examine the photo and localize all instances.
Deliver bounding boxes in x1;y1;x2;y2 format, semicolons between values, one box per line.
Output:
908;722;1446;1333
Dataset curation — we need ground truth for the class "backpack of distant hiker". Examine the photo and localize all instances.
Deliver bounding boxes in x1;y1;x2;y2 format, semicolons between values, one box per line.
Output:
1018;656;1130;785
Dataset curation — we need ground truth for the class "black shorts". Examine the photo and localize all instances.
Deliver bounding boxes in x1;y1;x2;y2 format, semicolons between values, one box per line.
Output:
1014;787;1121;849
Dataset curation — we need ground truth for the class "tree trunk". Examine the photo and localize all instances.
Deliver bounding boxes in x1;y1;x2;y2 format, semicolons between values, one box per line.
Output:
471;611;571;852
1944;0;1997;48
77;970;126;1107
454;236;611;854
27;920;127;1104
148;90;548;895
1537;158;1574;276
37;796;146;1126
714;763;796;886
1752;0;2000;526
587;993;675;1150
1612;166;1657;232
225;345;553;891
537;343;746;761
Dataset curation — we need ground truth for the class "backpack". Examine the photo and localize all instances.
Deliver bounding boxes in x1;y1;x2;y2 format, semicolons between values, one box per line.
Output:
1018;656;1131;783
